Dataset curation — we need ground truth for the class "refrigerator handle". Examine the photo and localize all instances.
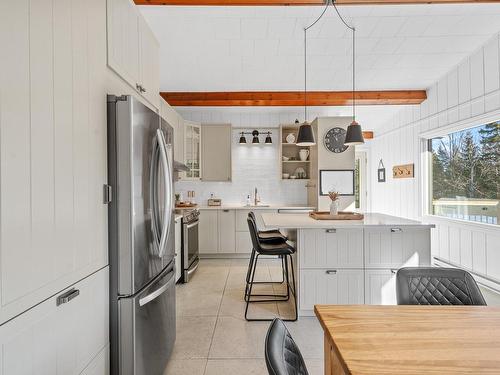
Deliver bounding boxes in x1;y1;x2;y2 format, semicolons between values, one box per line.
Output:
149;135;161;254
157;129;173;258
139;268;175;307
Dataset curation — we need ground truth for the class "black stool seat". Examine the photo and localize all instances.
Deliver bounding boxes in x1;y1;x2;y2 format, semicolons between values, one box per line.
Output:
265;318;309;375
258;242;295;256
249;211;287;243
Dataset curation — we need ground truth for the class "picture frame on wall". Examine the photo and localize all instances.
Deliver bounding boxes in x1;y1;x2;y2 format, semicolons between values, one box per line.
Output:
378;160;386;182
319;170;355;196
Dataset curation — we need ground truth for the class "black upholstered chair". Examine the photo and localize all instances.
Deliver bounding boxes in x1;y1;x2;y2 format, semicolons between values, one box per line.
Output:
396;267;487;306
249;211;287;244
265;318;308;375
245;215;297;321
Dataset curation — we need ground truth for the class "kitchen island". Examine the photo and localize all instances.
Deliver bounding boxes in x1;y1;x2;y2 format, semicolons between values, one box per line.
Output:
261;213;435;316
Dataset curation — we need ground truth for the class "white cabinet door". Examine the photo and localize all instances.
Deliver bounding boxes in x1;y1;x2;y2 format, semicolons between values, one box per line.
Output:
138;14;159;108
299;229;363;269
174;218;182;282
175;116;185;165
236;231;253;254
364;269;397;305
81;345;110;375
0;0;108;324
201;124;232;182
364;227;431;269
199;210;218;253
299;269;364;311
106;0;140;92
0;267;109;375
218;210;236;253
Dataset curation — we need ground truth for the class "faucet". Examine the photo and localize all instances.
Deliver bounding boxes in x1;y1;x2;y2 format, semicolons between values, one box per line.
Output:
254;187;260;206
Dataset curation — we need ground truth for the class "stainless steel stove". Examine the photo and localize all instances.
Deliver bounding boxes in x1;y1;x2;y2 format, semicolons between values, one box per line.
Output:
181;208;200;282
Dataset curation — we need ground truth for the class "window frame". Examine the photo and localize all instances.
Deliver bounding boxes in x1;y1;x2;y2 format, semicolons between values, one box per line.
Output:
419;109;500;228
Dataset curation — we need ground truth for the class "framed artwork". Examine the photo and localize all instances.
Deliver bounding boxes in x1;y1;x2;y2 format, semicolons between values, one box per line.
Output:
378;160;386;182
319;170;355;196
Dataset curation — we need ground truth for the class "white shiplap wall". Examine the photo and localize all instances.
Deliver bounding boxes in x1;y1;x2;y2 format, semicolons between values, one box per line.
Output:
368;33;500;295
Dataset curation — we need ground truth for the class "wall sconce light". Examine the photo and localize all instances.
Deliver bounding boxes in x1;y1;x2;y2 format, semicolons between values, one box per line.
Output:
238;130;272;145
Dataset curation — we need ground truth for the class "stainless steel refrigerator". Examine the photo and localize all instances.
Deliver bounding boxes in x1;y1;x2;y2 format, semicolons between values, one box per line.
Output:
107;95;176;375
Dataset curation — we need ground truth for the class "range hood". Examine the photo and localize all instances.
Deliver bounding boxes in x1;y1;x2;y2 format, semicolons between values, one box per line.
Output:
174;160;189;172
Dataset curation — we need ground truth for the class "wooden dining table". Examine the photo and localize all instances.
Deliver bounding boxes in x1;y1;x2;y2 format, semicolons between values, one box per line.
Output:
315;305;500;375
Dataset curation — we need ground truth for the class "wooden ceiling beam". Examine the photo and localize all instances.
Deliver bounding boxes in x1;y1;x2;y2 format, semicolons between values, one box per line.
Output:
135;0;498;5
160;90;427;106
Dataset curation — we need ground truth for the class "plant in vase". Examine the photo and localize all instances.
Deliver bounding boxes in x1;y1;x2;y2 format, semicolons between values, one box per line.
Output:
328;191;340;216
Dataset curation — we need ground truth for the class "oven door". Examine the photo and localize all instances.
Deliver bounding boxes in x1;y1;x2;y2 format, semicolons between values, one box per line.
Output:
183;219;199;281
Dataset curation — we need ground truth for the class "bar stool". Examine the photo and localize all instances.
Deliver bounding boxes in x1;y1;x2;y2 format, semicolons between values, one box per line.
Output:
245;212;288;288
245;215;297;322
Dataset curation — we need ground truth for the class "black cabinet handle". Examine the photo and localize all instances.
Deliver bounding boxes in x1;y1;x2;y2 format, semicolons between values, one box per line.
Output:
56;288;80;306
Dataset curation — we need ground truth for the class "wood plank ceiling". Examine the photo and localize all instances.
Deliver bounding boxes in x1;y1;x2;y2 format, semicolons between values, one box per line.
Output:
160;90;427;106
135;0;499;5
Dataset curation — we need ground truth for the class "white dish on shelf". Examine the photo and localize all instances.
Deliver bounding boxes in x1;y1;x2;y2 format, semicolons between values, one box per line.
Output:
282;173;290;179
285;133;296;144
294;167;307;179
289;175;297;179
282;156;290;161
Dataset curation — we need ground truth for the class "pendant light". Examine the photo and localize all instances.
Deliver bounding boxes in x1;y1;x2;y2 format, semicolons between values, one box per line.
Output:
251;130;260;144
265;131;272;144
296;25;316;146
344;25;364;146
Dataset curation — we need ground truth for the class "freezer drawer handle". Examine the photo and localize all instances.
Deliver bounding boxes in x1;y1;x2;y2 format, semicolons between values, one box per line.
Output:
56;288;80;306
325;270;337;275
139;271;175;307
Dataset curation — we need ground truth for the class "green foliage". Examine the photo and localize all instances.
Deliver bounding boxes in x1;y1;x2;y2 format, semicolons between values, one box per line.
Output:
431;122;499;200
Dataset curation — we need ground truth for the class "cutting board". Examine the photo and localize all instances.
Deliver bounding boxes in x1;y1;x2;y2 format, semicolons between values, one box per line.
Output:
309;211;364;220
175;202;197;208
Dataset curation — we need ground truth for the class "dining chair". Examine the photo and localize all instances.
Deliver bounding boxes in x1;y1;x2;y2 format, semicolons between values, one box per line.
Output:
265;318;309;375
396;267;487;305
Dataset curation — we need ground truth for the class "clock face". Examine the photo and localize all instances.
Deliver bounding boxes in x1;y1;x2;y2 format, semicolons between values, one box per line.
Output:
324;127;349;153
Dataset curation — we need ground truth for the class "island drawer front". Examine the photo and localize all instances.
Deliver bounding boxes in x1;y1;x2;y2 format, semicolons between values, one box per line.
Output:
364;227;431;269
299;229;363;269
365;269;397;305
235;209;277;232
299;269;364;311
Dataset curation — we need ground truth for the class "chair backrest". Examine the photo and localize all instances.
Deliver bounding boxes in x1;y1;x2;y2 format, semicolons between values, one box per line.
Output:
248;211;257;226
247;214;262;253
396;267;487;306
265;318;309;375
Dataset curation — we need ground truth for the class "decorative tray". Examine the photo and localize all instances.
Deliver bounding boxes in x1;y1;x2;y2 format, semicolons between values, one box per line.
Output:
309;211;364;220
175;202;198;208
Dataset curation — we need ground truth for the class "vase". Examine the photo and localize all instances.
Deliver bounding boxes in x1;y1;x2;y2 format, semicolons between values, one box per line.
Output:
330;200;339;216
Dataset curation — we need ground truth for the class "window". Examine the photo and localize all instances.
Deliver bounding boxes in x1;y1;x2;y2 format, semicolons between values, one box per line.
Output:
429;121;499;225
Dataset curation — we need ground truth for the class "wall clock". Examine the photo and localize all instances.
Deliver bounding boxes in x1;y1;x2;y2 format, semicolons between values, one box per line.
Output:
324;127;348;153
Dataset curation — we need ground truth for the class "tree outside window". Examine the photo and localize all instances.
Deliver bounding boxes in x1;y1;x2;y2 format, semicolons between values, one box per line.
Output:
430;122;499;225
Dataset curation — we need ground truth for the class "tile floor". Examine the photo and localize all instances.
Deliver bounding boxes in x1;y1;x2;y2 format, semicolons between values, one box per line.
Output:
164;258;324;375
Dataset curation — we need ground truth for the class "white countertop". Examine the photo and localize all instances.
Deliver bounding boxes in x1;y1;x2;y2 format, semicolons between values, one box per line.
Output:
174;214;183;221
261;212;435;229
195;205;314;211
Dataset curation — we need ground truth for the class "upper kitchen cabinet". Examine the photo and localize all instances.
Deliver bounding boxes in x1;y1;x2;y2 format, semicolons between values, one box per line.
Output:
201;124;232;181
107;0;160;108
184;121;202;179
0;0;107;323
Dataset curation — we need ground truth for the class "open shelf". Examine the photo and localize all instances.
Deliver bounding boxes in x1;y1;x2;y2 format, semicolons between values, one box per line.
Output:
280;124;311;179
283;160;310;163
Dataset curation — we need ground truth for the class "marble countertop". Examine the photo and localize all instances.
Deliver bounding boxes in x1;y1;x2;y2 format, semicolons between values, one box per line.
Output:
261;212;435;229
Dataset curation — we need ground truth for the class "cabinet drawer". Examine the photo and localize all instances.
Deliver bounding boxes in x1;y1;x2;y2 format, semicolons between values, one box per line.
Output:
0;267;109;375
299;269;364;311
364;269;397;305
299;229;363;269
364;227;431;269
235;209;277;232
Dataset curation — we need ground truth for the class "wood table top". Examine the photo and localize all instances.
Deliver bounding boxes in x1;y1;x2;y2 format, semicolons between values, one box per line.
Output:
315;305;500;374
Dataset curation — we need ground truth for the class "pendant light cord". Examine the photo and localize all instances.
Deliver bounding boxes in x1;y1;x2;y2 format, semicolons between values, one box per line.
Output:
303;0;356;123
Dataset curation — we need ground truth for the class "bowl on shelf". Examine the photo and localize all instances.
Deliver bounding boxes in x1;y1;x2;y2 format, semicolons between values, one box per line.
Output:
282;156;290;161
282;173;290;179
290;175;297;179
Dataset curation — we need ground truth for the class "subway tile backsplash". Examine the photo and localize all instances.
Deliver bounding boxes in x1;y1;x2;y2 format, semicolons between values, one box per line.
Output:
175;129;307;205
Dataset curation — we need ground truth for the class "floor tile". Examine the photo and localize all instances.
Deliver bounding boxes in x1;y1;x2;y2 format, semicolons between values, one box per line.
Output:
177;289;223;317
204;359;268;375
219;287;279;319
284;317;324;359
304;358;324;375
209;316;269;359
163;359;207;375
171;316;217;359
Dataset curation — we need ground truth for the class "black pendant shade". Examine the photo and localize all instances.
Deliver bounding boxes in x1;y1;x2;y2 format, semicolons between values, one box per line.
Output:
239;132;247;144
265;132;272;144
296;121;315;146
344;120;364;146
